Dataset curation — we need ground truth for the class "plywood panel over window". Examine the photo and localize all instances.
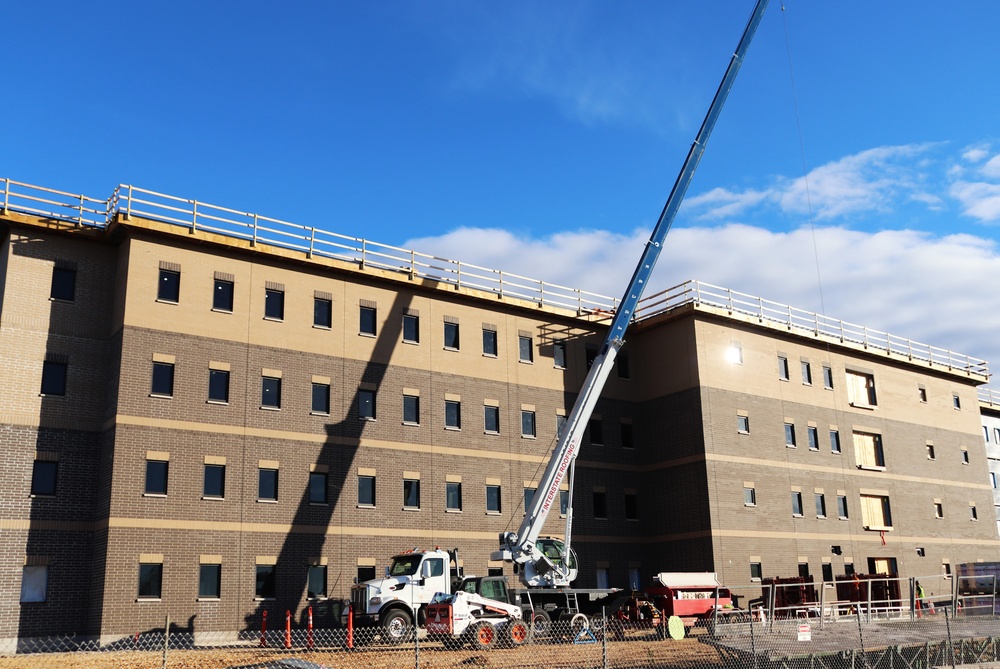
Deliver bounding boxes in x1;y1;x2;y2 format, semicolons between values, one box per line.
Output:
854;431;885;469
846;371;877;407
860;494;892;529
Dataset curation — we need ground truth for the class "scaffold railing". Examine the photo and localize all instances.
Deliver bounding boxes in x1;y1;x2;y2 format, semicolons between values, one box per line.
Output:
980;388;1000;406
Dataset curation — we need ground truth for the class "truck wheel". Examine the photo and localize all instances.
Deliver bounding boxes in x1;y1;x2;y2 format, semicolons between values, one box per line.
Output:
530;608;551;637
569;613;589;638
505;620;530;647
380;609;413;644
469;621;496;649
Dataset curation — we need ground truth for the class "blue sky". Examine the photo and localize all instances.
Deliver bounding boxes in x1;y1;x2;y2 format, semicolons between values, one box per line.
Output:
5;1;1000;370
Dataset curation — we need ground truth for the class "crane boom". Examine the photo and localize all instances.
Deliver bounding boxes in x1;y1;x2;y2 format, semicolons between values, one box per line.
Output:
493;0;770;588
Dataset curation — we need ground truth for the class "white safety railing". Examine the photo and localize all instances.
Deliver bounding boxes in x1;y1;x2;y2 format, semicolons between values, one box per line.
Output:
0;177;113;228
979;388;1000;407
636;280;990;378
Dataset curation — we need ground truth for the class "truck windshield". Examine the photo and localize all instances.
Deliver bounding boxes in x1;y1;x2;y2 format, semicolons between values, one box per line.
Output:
388;555;421;576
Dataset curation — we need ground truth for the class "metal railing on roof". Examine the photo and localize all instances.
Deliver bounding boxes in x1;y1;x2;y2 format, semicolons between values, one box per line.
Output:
979;388;1000;406
635;280;990;378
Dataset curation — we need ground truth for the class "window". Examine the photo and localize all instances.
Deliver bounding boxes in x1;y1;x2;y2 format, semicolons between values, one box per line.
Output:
737;415;750;434
357;566;377;582
444;321;460;350
208;369;230;403
158;268;180;302
918;386;928;403
791;491;803;516
971;504;978;521
213;279;234;312
621;422;634;449
258;468;278;501
40;360;67;396
309;471;328;504
586;345;598;369
844;563;856;576
556;414;568;438
51;266;76;301
560;489;569;516
934;502;944;518
778;356;790;381
445;400;461;429
953;393;962;410
203;464;225;498
521;410;536;438
518;335;533;363
854;431;885;469
255;565;276;599
264;288;284;320
20;565;48;603
446;482;462;511
744;486;756;506
358;475;375;507
617;349;630;379
403;479;420;509
860;494;892;529
846;370;877;407
199;564;221;599
151;362;174;396
145;460;168;495
801;361;812;385
927;444;936;460
962;448;970;465
359;389;376;420
138;563;163;599
992;472;997;489
312;383;331;414
553;342;566;369
798;563;810;578
837;495;848;519
994;428;1000;444
596;568;610;589
589;418;604;446
593;490;607;519
624;492;639;520
484;405;500;434
308;565;327;599
987;426;992;443
807;426;819;450
402;394;419;425
815;493;827;517
830;430;842;454
402;314;419;343
30;460;58;496
360;305;377;335
523;487;536;512
486;485;501;514
261;376;281;409
750;562;762;581
943;563;952;578
313;296;332;328
823;365;833;390
785;423;797;448
482;328;498;356
822;563;833;582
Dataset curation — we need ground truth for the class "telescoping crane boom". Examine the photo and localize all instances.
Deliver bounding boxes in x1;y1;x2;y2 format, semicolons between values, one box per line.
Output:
492;0;770;589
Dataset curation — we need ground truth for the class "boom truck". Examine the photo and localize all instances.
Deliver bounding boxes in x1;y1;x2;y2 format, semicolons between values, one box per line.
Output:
345;0;768;645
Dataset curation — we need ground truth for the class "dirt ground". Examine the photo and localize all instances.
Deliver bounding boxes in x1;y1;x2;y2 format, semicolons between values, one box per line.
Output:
0;634;727;669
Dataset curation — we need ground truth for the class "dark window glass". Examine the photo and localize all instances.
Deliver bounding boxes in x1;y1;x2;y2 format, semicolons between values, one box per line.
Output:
402;314;419;343
484;406;500;433
446;482;462;511
624;493;639;520
523;487;536;511
445;400;461;429
264;288;284;320
444;322;459;349
588;418;604;445
51;267;76;301
560;489;569;515
138;563;163;598
553;342;566;369
486;485;501;513
822;563;833;582
619;423;634;450
208;369;230;402
585;345;598;369
750;563;763;580
151;362;174;396
801;361;812;384
261;377;281;408
204;464;225;498
357;566;376;582
808;426;819;450
518;336;533;362
521;411;536;437
823;366;834;389
213;279;234;311
838;495;849;518
308;565;327;598
158;269;180;302
815;493;826;517
744;487;756;505
258;469;278;501
483;329;498;356
830;430;841;453
403;395;419;424
844;563;855;576
199;564;221;598
359;389;376;419
312;383;330;414
593;490;607;518
737;415;750;433
791;492;803;515
556;414;568;437
255;565;275;599
778;356;789;380
40;361;67;396
145;461;168;495
314;297;332;328
617;349;630;379
360;306;376;335
785;423;796;447
798;563;810;578
403;479;420;508
309;472;328;504
31;461;58;496
358;475;375;506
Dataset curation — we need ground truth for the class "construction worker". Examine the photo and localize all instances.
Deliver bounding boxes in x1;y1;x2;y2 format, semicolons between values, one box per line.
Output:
915;581;926;617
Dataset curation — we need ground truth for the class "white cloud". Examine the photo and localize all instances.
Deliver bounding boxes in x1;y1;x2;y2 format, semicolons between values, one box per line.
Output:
404;223;1000;371
981;154;1000;179
950;181;1000;223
